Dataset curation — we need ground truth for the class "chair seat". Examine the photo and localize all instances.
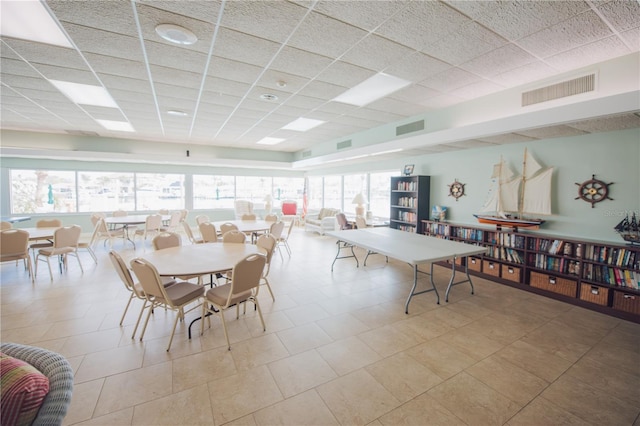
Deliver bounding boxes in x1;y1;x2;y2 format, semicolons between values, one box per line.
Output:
1;253;29;262
38;246;75;256
205;283;251;306
162;281;205;306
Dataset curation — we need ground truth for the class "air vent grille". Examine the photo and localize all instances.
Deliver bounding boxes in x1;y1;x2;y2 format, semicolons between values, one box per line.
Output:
522;74;595;106
396;120;424;136
337;140;352;150
302;150;312;158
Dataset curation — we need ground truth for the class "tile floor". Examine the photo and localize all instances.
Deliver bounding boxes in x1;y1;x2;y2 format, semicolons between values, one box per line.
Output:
1;226;639;425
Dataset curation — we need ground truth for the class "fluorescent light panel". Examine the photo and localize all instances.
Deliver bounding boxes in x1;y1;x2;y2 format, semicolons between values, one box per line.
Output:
96;120;134;132
333;73;412;107
282;118;325;131
0;1;72;48
257;137;285;145
49;80;119;108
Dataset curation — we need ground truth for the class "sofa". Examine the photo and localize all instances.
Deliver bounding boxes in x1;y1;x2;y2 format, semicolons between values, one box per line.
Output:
304;208;340;235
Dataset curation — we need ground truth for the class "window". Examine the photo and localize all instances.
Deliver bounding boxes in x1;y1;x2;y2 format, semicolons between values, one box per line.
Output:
236;176;271;205
369;171;399;218
272;177;304;210
135;173;184;211
10;169;77;213
323;176;342;210
343;173;368;216
307;176;323;211
193;175;234;209
78;171;135;212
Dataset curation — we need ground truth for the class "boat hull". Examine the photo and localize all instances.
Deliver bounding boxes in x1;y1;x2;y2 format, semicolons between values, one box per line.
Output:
473;214;544;228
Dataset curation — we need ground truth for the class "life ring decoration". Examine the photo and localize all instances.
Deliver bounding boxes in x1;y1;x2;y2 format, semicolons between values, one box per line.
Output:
448;179;466;201
575;174;613;208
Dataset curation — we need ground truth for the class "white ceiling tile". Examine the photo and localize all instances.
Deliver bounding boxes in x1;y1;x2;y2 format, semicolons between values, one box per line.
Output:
568;113;640;132
477;133;538;145
459;44;538;78
544;36;632;71
515;125;588;139
284;94;325;110
270;46;334;78
258;70;309;94
349;108;406;123
213;28;280;67
620;27;640;51
449;79;505;100
366;97;425;116
207;56;263;84
341;34;415;72
421;67;483;92
314;1;409;31
597;1;640;32
491;62;558;88
0;58;40;78
203;77;251;97
64;23;142;61
1;38;87;69
298;80;347;100
384;52;450;82
137;1;222;23
88;54;149;80
390;85;442;105
288;11;368;58
315;61;376;87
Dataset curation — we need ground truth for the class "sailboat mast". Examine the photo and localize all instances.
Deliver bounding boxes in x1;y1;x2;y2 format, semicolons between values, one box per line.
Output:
518;148;528;218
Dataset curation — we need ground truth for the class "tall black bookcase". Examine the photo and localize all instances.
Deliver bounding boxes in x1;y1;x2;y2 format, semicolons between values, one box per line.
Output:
389;175;430;233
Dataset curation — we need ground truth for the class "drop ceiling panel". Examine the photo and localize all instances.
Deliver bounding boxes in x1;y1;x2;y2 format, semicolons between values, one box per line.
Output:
314;0;407;32
450;80;505;100
492;61;558;88
568;114;640;132
0;58;41;78
33;64;97;84
420;67;482;93
85;54;149;79
477;133;538;145
340;34;415;72
598;1;640;32
516;125;588;139
213;28;281;67
207;56;263;84
384;52;451;83
49;0;139;36
270;46;334;79
544;36;632;71
459;44;538;78
2;38;87;69
298;80;347;100
204;77;251;97
63;24;142;61
315;61;375;88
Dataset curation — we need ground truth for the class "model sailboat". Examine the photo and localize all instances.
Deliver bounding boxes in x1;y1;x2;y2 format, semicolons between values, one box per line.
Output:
474;148;553;230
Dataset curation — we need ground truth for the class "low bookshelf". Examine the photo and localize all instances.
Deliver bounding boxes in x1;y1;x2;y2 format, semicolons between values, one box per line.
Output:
421;219;640;323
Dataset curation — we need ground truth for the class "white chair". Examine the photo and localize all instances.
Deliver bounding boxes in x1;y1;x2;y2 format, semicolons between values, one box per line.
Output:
160;211;181;233
35;225;83;281
76;221;101;264
276;219;294;257
1;229;34;282
134;214;162;244
195;215;210;226
182;222;204;244
199;222;219;243
255;234;277;301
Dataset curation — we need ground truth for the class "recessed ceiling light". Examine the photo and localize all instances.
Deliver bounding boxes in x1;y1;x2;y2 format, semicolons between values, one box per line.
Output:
260;93;279;101
167;110;188;117
333;73;412;106
276;81;287;88
96;120;134;132
49;80;118;108
257;137;285;145
155;24;197;45
0;1;72;47
282;118;325;132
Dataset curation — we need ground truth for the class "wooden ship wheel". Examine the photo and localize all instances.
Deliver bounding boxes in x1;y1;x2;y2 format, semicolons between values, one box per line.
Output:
575;174;613;208
448;179;466;201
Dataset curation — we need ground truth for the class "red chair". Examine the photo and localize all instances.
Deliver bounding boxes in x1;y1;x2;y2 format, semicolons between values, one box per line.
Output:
281;201;297;216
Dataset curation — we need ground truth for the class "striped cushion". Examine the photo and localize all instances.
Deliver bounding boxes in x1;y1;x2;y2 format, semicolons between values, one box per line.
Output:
1;352;50;426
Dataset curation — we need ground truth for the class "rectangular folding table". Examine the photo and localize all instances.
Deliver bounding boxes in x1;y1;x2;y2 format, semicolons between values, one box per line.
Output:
326;227;487;313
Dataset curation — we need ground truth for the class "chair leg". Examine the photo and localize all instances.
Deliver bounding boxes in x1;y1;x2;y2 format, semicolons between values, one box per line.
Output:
120;293;134;325
254;297;266;332
46;257;53;281
166;309;181;351
139;301;155;341
262;277;275;301
284;241;291;256
132;299;149;339
74;252;83;273
87;247;97;264
219;310;231;350
26;257;34;283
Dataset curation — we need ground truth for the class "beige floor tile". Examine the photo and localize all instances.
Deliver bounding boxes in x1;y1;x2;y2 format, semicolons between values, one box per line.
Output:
59;327;126;358
131;383;214;425
392;311;454;341
359;324;424;357
421;305;475;329
462;310;547;346
436;324;504;361
520;319;603;362
246;310;295;337
94;361;173;417
276;322;333;354
506;396;595;426
141;333;204;367
172;346;237;393
268;349;337;398
282;302;331;325
317;369;401;425
583;340;639;375
406;339;476;380
351;303;411;329
466;355;549;406
74;344;145;383
223;414;256;426
442;298;494;320
229;333;290;371
495;339;573;382
207;365;283;425
540;374;639;425
428;372;521;425
71;408;134;426
253;389;339;425
63;379;104;425
315;312;371;340
378;393;466;426
317;335;381;376
365;352;442;402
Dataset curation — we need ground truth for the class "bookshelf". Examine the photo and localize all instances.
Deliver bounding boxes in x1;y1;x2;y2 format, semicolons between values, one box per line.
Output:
421;219;640;322
390;175;430;233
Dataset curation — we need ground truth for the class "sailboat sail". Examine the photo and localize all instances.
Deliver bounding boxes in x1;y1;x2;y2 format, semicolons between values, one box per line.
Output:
521;167;553;215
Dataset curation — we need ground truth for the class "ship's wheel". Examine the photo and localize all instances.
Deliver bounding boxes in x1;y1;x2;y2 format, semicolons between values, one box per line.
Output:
575;174;613;208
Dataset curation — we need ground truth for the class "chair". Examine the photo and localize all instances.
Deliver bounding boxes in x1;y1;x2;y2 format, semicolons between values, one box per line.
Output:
199;222;219;243
179;209;189;223
29;218;62;256
255;234;277;301
112;210;128;217
1;221;12;230
152;232;182;251
131;258;204;351
195;214;210;226
264;214;278;222
281;200;299;225
269;221;285;257
160;211;181;233
241;213;256;220
1;342;74;426
219;222;238;235
234;199;254;219
331;213;358;272
158;209;170;215
134;214;162;244
222;230;246;243
1;229;34;282
76;221;100;263
35;225;83;281
92;217;125;248
276;219;294;257
336;212;353;230
201;253;267;350
182;221;204;244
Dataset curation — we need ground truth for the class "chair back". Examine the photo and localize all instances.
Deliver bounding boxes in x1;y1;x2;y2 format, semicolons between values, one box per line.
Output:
256;234;277;265
281;201;297;216
108;250;140;296
355;216;367;229
145;214;163;231
219;222;238;234
90;213;106;227
37;218;62;228
241;213;256;220
53;225;82;248
152;232;181;250
195;214;210;225
182;222;199;244
112;210;128;217
130;258;167;301
336;213;351;230
179;209;189;223
1;221;12;230
228;254;266;298
158;209;169;215
264;214;278;222
222;230;246;243
269;221;285;240
85;219;103;247
198;222;218;243
166;211;181;229
0;229;29;259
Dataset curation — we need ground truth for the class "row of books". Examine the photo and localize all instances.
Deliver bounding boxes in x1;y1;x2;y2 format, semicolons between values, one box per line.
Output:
451;227;484;242
584;245;638;269
486;247;524;264
583;264;640;289
424;223;449;237
395;197;417;208
395;181;417;191
528;254;581;276
396;211;417;222
396;224;417;233
527;238;580;256
487;232;526;249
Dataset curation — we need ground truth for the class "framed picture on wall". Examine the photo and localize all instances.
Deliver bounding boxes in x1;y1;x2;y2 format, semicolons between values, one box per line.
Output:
403;164;414;176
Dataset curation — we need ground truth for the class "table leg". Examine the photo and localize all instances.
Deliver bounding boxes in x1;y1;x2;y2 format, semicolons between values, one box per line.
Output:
444;257;475;302
330;240;359;271
405;263;440;314
122;225;136;248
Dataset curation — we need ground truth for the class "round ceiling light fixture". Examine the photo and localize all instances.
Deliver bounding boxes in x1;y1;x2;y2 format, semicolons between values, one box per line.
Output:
260;93;279;101
155;24;197;45
167;110;188;117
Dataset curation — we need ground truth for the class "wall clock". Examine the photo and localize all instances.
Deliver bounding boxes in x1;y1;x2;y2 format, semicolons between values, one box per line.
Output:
575;174;613;208
448;179;466;201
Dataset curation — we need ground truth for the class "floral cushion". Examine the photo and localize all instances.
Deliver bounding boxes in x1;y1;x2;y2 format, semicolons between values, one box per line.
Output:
1;352;50;426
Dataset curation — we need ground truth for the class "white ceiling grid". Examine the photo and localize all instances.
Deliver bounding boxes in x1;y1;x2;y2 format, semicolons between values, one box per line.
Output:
0;0;638;166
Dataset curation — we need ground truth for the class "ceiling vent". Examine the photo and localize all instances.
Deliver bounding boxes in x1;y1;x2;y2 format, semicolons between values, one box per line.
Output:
396;120;424;136
522;74;595;106
301;150;312;158
337;140;352;150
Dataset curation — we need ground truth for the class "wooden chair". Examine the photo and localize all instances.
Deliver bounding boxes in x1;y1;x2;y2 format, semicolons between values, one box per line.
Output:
241;213;256;220
219;222;238;235
264;214;278;222
76;221;101;264
1;229;34;282
35;225;83;281
152;232;182;251
268;221;285;257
